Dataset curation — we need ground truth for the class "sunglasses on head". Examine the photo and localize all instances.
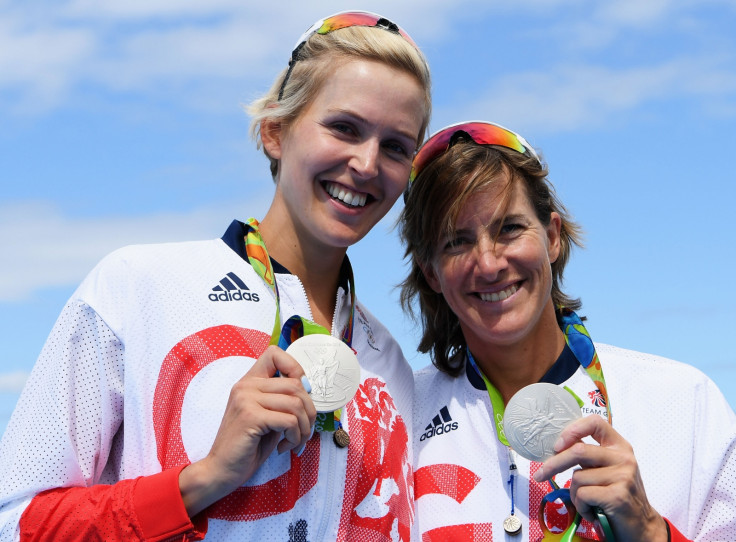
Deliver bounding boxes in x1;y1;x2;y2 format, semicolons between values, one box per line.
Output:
278;11;418;101
408;121;540;185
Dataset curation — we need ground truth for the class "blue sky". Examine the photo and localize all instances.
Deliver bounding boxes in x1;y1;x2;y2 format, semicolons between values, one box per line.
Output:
2;0;735;435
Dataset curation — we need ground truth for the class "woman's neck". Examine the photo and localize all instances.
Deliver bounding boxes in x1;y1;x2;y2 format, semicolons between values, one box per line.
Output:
257;213;346;331
467;303;566;404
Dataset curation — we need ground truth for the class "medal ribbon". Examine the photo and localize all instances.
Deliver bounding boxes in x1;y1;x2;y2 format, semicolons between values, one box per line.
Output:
466;306;612;447
244;217;356;347
557;306;611;424
243;217;357;431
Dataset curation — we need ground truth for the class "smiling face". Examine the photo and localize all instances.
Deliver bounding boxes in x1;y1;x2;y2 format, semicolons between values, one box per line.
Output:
422;174;562;354
262;58;425;255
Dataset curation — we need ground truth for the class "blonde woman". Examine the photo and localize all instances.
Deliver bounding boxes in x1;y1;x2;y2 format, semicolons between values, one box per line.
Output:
0;12;431;541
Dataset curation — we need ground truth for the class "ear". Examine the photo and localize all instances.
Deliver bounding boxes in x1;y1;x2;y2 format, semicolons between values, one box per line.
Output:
546;212;562;264
261;117;283;160
419;260;443;294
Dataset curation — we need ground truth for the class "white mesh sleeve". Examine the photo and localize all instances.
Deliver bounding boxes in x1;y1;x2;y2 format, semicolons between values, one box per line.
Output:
0;300;125;541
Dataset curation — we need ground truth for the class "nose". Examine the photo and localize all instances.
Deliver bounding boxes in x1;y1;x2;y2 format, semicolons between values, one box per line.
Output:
350;139;380;180
475;236;506;278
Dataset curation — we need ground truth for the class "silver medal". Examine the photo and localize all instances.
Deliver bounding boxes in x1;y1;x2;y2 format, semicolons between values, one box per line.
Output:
285;335;361;413
503;383;581;462
503;514;522;535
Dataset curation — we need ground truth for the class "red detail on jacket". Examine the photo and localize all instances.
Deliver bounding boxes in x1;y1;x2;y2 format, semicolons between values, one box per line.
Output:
422;523;494;541
337;378;413;541
414;464;480;503
19;466;205;542
153;325;322;521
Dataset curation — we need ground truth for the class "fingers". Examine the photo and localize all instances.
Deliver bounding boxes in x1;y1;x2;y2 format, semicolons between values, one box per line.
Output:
531;414;666;540
560;445;668;540
242;346;317;446
533;415;630;483
554;415;622;450
240;344;317;445
246;344;307;379
181;345;321;514
566;464;624;519
208;347;316;467
254;386;314;451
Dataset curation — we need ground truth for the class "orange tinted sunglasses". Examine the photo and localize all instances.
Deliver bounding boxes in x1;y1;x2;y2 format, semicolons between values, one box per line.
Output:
278;11;418;100
409;121;540;185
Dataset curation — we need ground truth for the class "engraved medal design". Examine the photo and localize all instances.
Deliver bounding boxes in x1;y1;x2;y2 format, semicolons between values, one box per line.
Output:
286;335;361;413
503;383;581;462
333;427;350;448
503;514;522;535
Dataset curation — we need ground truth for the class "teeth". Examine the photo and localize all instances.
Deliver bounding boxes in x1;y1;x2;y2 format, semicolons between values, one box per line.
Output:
325;182;367;207
479;284;518;302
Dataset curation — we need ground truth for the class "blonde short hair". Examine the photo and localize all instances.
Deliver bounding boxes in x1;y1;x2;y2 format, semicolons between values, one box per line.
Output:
247;25;432;179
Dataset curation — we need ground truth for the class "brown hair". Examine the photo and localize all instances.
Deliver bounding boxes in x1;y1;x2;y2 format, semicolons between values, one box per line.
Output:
247;25;432;179
399;141;583;375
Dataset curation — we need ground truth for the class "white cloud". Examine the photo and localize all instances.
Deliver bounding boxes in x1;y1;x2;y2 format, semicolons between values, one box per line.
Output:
63;0;261;20
0;0;481;115
0;3;299;114
439;57;736;134
0;371;28;393
2;0;734;125
89;21;280;93
0;197;272;302
0;17;95;112
597;0;674;26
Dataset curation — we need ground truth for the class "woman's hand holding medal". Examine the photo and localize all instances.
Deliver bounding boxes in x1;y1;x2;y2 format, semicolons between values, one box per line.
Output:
180;345;316;516
532;414;669;542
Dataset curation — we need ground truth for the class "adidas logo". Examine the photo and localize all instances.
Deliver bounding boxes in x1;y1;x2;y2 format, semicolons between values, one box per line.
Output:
208;272;261;302
420;405;458;441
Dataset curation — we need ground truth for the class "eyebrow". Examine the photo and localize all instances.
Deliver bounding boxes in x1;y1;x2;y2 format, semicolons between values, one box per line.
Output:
495;213;530;224
449;213;531;240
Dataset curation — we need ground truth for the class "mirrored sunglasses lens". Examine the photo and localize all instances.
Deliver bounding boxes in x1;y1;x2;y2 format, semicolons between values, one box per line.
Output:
468;124;526;154
318;13;380;34
318;13;416;47
410;134;451;182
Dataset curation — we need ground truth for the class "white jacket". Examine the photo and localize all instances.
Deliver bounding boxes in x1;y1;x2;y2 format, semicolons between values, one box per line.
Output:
414;343;736;541
0;220;415;542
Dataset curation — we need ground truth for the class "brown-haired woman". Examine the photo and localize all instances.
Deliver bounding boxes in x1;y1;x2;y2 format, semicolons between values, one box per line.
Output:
401;121;736;541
